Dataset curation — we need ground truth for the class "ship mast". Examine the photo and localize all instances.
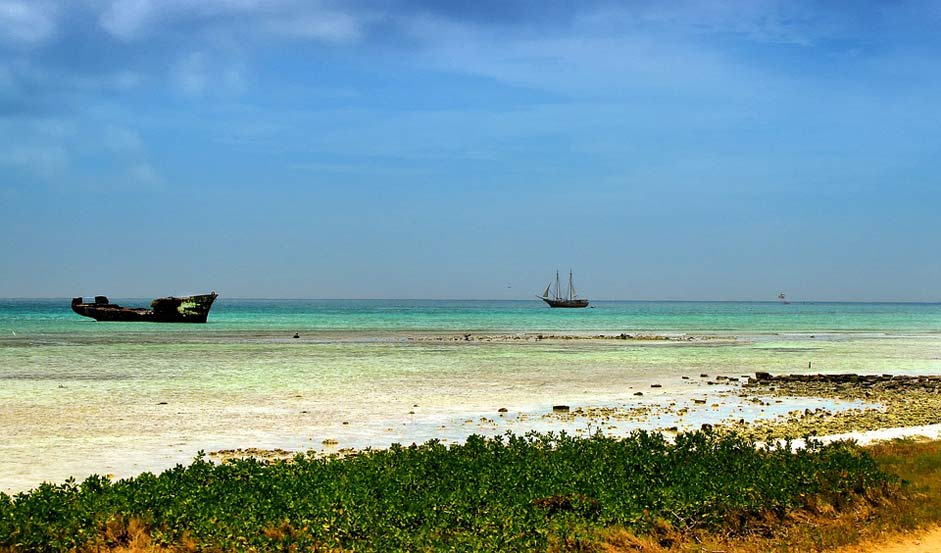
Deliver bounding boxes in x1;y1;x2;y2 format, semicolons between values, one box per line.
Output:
555;271;561;300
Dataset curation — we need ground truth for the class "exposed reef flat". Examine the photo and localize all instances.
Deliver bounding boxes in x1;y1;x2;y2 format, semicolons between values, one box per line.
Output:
209;372;941;464
543;372;941;442
408;332;736;342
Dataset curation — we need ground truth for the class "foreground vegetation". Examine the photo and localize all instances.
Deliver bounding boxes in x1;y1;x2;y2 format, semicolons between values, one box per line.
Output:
0;431;897;552
597;437;941;553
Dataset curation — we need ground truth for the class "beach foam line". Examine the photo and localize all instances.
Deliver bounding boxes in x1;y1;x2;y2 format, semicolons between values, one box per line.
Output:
791;423;941;449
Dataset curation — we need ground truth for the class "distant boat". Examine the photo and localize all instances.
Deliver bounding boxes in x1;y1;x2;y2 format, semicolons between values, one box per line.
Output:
539;270;589;308
778;292;790;305
71;292;218;323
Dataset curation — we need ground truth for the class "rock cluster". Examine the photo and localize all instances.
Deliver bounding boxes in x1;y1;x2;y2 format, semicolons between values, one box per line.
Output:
723;372;941;441
210;447;295;463
749;372;941;392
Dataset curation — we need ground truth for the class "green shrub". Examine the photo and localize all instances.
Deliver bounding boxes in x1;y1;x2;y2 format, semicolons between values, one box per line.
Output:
0;430;893;552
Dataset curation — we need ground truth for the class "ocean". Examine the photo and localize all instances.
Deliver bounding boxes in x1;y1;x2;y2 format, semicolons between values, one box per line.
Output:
1;299;940;493
4;299;941;334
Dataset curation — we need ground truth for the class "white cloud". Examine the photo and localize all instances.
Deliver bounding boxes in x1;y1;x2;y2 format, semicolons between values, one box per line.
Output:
113;70;143;90
0;144;68;176
262;12;364;43
69;70;144;92
0;1;56;44
99;0;152;41
171;52;248;96
98;0;371;44
0;116;166;189
127;160;162;186
579;0;838;46
103;125;144;152
401;14;752;98
0;118;74;178
221;64;246;93
173;52;209;95
30;117;75;140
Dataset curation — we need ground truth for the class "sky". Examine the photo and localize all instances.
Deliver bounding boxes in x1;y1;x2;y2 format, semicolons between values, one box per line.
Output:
0;0;939;301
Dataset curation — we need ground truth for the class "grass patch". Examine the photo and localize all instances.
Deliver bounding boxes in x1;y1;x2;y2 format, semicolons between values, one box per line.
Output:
854;438;941;536
0;431;898;552
597;437;941;552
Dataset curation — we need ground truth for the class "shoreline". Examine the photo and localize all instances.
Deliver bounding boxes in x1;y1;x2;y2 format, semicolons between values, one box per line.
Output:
3;364;940;495
5;366;941;494
2;327;940;495
206;371;941;466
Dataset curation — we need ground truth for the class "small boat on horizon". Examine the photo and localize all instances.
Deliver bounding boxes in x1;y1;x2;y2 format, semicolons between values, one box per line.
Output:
539;270;589;308
71;292;218;323
778;292;791;305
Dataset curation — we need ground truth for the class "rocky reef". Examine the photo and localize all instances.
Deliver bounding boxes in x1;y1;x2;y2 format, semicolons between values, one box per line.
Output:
409;332;733;343
726;372;941;441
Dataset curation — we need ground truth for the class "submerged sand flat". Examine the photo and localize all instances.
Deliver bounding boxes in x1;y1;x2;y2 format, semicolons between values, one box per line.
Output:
1;328;940;494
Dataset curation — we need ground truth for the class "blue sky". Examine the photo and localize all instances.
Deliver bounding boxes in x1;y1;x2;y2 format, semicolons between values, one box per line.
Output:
1;0;939;300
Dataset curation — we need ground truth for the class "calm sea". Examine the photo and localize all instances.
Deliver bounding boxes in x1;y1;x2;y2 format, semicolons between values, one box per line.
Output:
2;298;940;336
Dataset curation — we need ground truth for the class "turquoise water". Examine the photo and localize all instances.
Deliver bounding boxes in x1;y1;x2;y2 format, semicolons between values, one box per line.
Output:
3;299;941;335
1;299;940;493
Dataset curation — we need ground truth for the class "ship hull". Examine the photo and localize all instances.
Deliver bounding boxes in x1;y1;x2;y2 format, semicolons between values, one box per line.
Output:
541;298;590;308
71;293;218;323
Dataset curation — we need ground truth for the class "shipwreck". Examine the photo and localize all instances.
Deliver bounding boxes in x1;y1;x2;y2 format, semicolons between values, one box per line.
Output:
71;292;218;323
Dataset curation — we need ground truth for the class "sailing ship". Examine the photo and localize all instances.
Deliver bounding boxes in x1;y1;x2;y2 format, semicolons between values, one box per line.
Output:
539;270;589;308
71;292;218;323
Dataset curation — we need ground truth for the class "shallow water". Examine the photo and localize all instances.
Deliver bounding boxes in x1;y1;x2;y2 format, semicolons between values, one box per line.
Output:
1;299;939;493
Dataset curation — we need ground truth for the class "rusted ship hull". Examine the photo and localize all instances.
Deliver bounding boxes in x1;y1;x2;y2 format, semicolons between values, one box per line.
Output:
71;293;218;323
541;298;590;308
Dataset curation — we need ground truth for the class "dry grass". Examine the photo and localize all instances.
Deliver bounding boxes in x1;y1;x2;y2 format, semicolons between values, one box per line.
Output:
64;518;345;553
72;517;197;552
595;437;941;553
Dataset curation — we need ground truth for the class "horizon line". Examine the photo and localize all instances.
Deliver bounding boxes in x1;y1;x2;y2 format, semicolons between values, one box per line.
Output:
2;297;940;305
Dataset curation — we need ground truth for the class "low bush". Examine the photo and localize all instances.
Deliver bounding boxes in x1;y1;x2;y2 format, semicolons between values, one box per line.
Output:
0;430;893;552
